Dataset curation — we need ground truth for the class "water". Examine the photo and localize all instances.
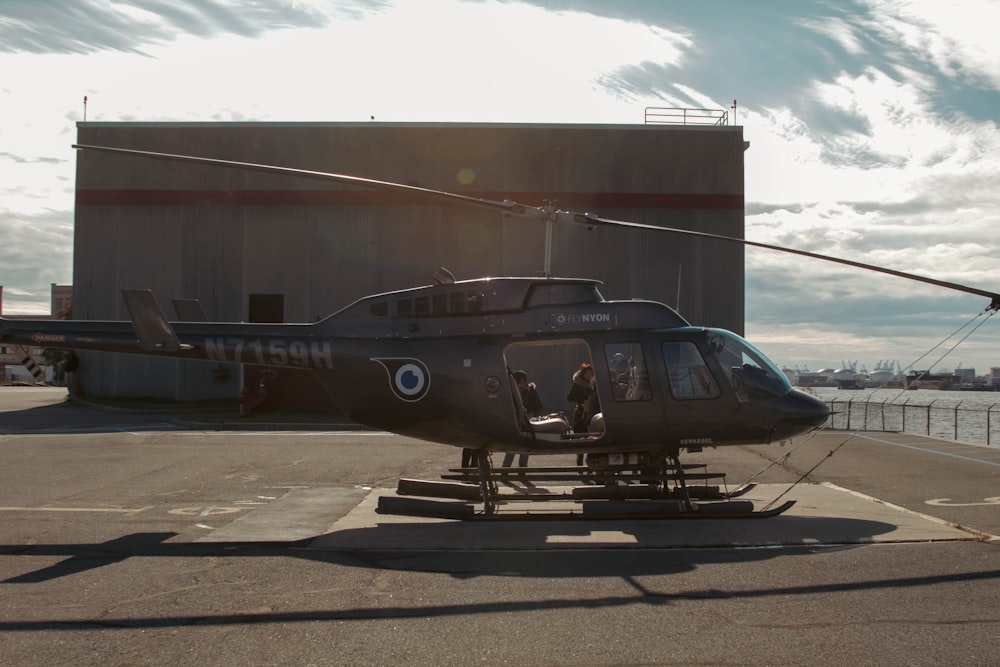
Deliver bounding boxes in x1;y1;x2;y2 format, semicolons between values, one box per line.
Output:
807;387;1000;447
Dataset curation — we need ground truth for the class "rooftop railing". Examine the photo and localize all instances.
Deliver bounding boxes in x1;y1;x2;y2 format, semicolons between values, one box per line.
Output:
644;107;729;126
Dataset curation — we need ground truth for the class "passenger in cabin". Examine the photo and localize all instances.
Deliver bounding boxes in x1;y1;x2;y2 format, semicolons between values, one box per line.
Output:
504;369;543;468
609;352;627;380
567;362;600;465
567;362;599;431
514;369;543;418
609;352;629;400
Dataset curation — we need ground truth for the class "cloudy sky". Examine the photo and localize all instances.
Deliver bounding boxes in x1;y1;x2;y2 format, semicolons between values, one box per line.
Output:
2;0;999;376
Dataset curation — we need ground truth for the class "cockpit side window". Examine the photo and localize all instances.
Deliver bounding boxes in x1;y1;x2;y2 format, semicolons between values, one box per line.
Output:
604;343;651;401
663;342;720;400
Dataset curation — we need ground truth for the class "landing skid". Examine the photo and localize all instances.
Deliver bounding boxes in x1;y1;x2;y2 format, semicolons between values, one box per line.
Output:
375;454;794;521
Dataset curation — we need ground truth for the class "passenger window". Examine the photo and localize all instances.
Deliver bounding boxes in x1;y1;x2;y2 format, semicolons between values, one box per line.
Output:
370;301;388;317
467;292;484;312
414;296;430;316
449;292;465;313
604;343;651;401
663;342;720;400
432;294;447;315
396;299;412;317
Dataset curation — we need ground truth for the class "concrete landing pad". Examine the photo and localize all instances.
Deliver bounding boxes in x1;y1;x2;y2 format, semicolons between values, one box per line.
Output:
308;482;977;551
196;487;369;543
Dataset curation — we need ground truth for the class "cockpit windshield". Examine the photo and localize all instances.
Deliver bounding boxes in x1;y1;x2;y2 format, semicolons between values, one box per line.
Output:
706;329;792;401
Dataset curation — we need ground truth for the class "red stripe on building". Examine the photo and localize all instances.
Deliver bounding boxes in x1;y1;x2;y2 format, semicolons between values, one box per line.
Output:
76;189;744;209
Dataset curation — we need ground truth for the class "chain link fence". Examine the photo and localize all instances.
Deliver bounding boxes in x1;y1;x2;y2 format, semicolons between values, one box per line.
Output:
822;397;1000;446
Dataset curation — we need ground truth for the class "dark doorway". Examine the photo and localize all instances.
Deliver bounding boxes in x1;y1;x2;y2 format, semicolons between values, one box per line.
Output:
248;293;284;323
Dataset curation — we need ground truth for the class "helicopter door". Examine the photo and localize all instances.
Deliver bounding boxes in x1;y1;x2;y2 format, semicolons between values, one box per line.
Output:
662;341;721;401
506;367;532;433
595;342;654;439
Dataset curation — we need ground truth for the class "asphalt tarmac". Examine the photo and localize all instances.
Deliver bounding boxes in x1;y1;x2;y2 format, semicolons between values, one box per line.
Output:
2;386;999;666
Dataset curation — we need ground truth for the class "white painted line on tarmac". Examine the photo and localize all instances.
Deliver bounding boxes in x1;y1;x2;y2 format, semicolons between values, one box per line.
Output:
118;424;187;432
168;506;247;516
0;505;153;516
857;433;1000;468
925;496;1000;507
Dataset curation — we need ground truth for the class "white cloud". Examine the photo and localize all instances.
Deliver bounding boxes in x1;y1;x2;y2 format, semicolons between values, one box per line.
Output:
797;16;866;56
863;0;1000;88
15;1;691;128
744;51;1000;326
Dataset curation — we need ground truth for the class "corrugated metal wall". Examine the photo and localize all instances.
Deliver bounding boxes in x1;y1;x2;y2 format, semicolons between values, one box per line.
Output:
73;122;746;400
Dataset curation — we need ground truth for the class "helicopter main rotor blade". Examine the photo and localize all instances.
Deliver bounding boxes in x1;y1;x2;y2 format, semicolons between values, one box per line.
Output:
72;144;528;216
73;143;1000;309
583;215;1000;309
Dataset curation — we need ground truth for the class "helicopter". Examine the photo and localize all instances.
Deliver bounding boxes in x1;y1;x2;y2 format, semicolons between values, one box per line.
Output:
3;144;998;519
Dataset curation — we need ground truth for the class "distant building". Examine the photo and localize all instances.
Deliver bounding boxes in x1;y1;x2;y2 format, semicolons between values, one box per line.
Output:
51;284;72;318
954;368;976;383
905;370;961;390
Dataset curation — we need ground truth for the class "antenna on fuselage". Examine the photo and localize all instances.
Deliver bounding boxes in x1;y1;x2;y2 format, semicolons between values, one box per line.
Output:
676;265;682;311
433;267;456;285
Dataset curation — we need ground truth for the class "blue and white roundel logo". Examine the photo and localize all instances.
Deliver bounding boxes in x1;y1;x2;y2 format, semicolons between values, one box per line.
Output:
371;357;431;402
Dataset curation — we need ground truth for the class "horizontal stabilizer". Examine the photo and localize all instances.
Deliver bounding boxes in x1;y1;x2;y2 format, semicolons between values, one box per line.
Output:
172;298;207;322
122;290;182;352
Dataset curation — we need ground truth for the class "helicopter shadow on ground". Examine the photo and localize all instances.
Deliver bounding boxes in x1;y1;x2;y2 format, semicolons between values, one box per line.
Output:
0;514;893;586
307;512;903;580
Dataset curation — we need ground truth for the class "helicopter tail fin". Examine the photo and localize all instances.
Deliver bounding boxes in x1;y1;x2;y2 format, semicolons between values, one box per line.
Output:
121;289;185;352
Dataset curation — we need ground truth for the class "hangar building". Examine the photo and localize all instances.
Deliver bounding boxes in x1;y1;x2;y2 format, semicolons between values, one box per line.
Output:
71;119;747;411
